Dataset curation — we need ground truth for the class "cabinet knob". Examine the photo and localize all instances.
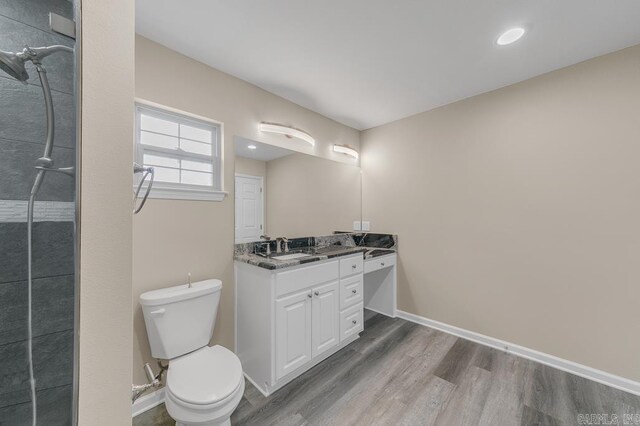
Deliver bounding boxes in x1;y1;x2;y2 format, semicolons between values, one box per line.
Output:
352;320;357;325
352;264;357;269
307;293;312;298
314;291;320;296
381;262;385;266
352;289;357;294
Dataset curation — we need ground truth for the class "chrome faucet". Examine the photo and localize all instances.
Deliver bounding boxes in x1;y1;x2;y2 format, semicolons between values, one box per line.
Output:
275;237;290;254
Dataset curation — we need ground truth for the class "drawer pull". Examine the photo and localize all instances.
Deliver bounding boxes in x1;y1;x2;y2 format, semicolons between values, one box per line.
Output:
307;293;312;298
352;264;357;269
314;291;320;296
352;320;357;325
381;262;385;266
352;289;357;294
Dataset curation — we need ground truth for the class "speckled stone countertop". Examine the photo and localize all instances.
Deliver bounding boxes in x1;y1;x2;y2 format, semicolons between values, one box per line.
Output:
234;233;397;270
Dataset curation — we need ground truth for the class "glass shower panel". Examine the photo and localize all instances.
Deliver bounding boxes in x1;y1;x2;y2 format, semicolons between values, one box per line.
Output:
0;0;77;425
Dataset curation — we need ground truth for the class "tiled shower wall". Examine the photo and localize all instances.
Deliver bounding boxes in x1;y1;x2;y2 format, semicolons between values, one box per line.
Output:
0;0;76;424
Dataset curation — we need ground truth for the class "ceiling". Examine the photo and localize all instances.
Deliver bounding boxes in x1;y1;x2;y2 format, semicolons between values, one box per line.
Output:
136;0;640;130
235;137;293;162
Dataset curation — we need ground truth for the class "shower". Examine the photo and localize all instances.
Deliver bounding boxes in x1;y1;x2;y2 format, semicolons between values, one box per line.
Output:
0;45;74;426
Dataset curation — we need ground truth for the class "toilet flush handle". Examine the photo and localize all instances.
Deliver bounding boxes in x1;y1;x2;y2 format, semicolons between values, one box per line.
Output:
150;308;165;317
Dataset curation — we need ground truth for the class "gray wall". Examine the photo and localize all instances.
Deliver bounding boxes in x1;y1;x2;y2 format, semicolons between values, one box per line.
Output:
0;0;76;424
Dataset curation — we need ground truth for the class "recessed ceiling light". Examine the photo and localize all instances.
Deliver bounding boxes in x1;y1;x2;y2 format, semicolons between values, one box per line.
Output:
497;27;525;46
247;144;257;150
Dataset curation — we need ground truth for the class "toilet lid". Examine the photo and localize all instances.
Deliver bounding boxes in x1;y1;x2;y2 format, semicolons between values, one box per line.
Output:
167;345;243;405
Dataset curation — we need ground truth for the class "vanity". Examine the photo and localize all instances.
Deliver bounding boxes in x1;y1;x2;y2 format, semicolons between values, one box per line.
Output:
233;137;396;396
234;236;397;396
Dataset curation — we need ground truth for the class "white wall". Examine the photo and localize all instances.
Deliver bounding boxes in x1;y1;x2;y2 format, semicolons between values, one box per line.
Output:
361;44;640;382
78;0;134;423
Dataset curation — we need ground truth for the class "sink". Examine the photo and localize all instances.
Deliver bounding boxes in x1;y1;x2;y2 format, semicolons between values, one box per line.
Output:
271;253;312;261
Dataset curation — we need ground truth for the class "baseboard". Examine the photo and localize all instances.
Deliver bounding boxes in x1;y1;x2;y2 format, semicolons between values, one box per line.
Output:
396;309;640;396
132;387;165;418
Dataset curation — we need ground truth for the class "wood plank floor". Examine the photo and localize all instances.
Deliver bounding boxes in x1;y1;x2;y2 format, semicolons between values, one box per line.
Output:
133;310;640;425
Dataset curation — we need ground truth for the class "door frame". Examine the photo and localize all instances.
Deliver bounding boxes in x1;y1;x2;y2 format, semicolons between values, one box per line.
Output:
235;173;265;243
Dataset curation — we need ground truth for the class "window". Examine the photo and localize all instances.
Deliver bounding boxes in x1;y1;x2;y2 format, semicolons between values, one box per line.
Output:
135;102;226;201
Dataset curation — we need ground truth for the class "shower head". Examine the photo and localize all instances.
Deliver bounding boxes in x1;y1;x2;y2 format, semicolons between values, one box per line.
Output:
0;49;29;82
0;45;73;82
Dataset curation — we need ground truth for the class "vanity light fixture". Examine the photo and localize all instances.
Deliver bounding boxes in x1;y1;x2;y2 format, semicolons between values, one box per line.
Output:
247;144;257;150
497;27;525;45
259;122;315;146
333;144;359;160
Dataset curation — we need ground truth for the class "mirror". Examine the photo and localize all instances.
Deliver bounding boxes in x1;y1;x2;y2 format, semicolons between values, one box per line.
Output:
234;137;361;243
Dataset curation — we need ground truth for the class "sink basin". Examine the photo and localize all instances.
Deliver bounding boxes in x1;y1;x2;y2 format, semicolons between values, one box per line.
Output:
271;253;312;261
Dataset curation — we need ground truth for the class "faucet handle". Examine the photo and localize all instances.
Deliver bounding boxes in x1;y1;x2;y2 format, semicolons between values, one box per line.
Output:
260;235;271;241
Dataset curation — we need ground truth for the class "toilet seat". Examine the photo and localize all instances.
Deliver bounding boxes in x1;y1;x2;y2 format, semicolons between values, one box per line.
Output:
167;345;243;406
165;345;244;425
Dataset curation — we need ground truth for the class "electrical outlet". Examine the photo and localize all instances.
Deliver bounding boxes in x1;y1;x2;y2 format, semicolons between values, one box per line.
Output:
353;221;362;231
361;221;371;231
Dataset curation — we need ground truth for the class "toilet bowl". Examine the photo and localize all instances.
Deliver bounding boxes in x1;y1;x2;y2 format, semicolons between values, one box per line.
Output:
140;279;243;426
165;346;244;426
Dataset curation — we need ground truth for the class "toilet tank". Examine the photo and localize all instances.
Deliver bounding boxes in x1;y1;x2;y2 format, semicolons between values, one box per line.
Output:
140;279;222;360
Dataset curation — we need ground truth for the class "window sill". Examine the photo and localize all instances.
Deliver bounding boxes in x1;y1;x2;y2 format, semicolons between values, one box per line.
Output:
134;186;228;202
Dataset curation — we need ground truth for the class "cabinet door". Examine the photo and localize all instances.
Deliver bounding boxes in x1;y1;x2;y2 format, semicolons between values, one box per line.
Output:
276;290;313;380
311;281;340;358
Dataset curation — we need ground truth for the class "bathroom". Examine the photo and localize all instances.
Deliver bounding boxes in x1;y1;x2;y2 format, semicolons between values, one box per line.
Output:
1;0;640;425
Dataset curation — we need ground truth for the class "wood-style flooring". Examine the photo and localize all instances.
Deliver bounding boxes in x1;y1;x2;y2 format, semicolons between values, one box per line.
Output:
133;310;640;425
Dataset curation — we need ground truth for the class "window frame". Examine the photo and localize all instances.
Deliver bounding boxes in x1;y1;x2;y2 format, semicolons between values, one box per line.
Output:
134;100;226;202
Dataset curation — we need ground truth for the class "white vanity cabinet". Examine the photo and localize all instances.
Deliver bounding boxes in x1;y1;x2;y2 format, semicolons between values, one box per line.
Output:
236;254;364;396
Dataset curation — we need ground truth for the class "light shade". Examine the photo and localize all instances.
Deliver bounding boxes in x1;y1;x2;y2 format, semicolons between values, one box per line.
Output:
497;27;525;45
247;144;257;150
259;122;315;146
333;144;359;159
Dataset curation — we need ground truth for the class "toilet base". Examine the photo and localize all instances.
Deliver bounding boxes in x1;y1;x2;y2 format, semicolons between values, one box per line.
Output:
175;420;230;426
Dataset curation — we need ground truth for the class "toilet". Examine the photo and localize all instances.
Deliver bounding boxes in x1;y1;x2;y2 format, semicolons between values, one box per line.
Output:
140;279;244;426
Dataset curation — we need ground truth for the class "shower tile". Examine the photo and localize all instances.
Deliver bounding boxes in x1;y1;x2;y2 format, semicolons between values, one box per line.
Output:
0;138;75;202
0;385;72;425
0;0;73;34
0;221;75;284
0;275;74;346
0;330;73;409
0;14;75;95
0;78;75;149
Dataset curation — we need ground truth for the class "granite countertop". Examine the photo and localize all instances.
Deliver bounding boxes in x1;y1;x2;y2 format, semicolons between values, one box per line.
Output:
234;232;397;270
235;246;368;270
234;246;396;271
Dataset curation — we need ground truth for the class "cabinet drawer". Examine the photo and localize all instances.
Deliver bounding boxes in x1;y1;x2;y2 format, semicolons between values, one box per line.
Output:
364;254;396;274
339;255;363;278
276;260;339;297
339;274;363;310
340;303;363;342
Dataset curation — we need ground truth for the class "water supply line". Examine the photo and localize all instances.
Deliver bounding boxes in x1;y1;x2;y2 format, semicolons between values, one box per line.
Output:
132;361;167;403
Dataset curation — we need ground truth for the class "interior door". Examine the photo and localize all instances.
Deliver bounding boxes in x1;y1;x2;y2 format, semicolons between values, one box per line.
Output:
275;290;313;380
311;281;340;358
235;174;263;243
